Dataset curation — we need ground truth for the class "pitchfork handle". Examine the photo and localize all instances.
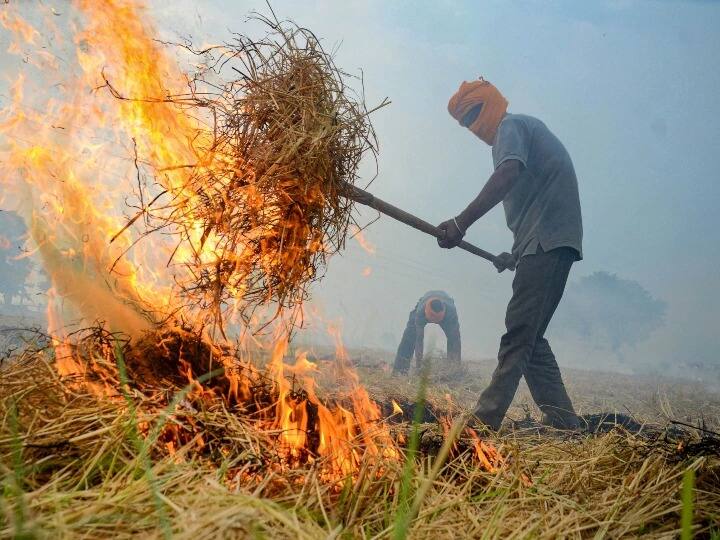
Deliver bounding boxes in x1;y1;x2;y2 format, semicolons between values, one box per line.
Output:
343;183;501;266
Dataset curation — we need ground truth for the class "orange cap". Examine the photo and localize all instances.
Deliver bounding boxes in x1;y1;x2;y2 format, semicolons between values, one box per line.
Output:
448;78;508;145
424;297;446;324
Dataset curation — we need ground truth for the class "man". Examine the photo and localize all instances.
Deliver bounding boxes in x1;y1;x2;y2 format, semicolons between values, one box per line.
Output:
437;78;582;430
393;290;461;375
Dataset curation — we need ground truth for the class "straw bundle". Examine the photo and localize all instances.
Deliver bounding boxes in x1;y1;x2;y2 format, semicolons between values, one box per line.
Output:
115;13;386;332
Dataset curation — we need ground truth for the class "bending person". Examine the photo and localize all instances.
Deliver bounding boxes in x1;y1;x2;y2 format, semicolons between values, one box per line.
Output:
393;290;461;374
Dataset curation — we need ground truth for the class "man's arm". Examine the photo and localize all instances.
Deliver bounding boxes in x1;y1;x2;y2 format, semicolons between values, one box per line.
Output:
456;159;523;232
437;159;523;248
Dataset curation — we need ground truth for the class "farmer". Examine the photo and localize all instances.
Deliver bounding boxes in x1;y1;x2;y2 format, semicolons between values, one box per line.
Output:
437;78;582;430
392;290;461;375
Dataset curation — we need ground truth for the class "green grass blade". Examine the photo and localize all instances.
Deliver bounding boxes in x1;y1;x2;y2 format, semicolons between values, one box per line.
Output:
112;339;225;540
392;366;429;540
681;467;695;540
6;399;33;539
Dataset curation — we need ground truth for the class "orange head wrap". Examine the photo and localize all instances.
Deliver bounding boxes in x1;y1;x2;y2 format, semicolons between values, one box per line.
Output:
424;297;446;324
447;78;508;145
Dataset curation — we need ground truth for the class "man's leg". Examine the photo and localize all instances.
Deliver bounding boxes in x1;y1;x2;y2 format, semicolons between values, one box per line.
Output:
441;320;461;364
473;247;574;430
393;310;417;374
524;338;579;429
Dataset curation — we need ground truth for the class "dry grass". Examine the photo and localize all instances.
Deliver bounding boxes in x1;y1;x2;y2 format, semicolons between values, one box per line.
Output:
106;12;386;334
353;351;720;430
2;346;719;539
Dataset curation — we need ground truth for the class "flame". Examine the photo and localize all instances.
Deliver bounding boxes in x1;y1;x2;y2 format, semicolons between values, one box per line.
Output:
464;428;504;473
0;11;40;45
350;225;376;255
264;325;400;477
361;266;372;277
0;0;503;483
269;339;310;455
0;1;183;337
391;399;403;416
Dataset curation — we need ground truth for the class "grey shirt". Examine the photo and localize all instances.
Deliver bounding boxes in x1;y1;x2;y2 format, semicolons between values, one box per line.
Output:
492;113;583;260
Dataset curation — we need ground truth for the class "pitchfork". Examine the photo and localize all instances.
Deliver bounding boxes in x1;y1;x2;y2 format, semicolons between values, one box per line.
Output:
343;182;502;267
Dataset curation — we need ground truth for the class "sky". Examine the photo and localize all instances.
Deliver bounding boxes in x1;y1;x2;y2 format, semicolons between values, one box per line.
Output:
2;1;719;381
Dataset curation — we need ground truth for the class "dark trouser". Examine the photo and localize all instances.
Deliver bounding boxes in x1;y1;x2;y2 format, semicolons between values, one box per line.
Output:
393;311;418;373
474;247;579;430
393;313;461;374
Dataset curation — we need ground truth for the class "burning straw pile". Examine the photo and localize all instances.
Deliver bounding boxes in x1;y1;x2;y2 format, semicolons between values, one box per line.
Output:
109;12;384;332
1;4;509;532
3;346;720;539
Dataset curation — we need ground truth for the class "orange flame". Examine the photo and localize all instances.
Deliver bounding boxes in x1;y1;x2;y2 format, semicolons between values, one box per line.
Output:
0;11;40;45
391;399;403;416
350;225;376;255
464;428;504;473
0;1;503;483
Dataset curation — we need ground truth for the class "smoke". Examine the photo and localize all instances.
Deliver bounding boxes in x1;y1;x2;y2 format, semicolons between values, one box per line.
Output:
552;271;666;360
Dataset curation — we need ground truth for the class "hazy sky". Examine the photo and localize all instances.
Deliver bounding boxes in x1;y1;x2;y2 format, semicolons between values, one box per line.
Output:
2;1;719;377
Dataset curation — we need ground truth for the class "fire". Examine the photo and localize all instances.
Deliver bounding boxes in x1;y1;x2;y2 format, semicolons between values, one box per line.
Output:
268;325;400;476
0;10;39;44
350;225;376;255
269;340;310;455
0;0;504;483
1;2;177;339
464;428;504;473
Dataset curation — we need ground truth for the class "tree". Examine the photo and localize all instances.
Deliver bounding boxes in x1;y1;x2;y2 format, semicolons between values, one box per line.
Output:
0;210;32;305
553;271;666;353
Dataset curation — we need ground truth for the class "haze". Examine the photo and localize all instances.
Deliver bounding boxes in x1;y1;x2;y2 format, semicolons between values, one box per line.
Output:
2;1;718;384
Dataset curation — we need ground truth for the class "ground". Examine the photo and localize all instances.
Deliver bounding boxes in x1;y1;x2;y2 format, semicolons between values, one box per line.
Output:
351;351;720;429
1;340;719;538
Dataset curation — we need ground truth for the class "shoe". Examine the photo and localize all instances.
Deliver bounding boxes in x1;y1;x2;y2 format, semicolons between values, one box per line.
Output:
468;412;500;433
541;412;581;431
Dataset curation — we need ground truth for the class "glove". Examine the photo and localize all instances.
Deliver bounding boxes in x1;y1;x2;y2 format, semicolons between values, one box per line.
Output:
493;252;517;273
437;218;465;249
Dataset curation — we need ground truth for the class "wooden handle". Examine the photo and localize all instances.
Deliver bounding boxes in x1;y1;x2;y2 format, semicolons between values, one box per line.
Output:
342;182;500;265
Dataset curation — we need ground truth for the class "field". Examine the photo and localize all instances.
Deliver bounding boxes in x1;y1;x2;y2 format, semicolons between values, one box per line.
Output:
1;338;719;539
1;1;719;539
356;353;720;429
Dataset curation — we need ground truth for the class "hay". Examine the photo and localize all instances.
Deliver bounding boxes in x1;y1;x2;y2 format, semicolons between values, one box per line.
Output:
24;328;492;472
2;347;720;539
107;12;386;333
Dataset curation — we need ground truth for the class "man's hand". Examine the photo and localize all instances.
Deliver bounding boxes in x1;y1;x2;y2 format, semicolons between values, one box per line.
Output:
437;218;465;248
493;252;516;273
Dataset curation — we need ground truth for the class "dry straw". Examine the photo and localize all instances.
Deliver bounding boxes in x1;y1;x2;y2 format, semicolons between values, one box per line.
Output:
2;345;719;539
108;11;387;334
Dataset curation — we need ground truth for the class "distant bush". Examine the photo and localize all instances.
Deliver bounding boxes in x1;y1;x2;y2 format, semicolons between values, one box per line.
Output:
553;271;666;353
0;210;32;305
